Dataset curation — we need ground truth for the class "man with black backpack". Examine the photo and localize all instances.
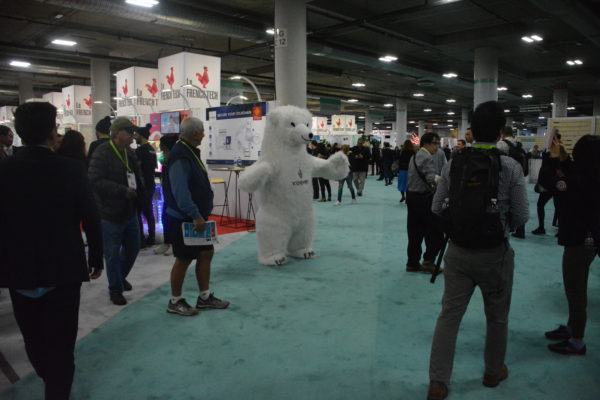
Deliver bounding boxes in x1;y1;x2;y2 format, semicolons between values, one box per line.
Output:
426;101;529;400
497;126;528;238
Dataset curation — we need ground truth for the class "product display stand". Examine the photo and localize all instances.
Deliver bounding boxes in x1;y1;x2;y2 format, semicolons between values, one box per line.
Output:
211;167;247;228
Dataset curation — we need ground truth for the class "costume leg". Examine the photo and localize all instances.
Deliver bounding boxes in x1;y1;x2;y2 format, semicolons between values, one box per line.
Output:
256;210;290;266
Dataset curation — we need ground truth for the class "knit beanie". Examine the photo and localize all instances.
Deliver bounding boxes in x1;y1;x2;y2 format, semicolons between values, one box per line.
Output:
95;116;111;135
136;123;152;139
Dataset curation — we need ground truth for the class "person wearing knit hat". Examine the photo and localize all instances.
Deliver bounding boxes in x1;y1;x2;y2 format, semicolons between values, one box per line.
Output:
88;116;112;163
135;123;157;247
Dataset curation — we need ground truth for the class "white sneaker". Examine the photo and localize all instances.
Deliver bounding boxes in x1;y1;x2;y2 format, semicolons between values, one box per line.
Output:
164;245;173;256
154;243;169;255
333;201;342;206
351;199;357;204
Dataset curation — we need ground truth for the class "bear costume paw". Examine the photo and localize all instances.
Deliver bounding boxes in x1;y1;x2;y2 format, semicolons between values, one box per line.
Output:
260;254;288;266
289;249;316;259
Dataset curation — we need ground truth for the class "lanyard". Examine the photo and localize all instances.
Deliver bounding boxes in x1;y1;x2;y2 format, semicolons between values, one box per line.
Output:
109;140;131;172
178;140;206;172
472;144;496;149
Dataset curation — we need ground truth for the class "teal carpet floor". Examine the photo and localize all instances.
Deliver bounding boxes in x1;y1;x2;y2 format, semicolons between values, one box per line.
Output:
4;178;600;400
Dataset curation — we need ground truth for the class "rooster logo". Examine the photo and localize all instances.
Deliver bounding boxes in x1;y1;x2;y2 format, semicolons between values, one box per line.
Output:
66;94;71;107
336;119;341;127
145;78;158;97
122;79;128;97
196;66;209;89
320;121;325;128
83;94;92;109
348;120;353;127
166;67;175;89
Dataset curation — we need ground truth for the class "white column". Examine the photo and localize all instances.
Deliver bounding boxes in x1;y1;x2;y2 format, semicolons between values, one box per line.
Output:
473;47;498;109
365;113;373;135
395;99;407;145
18;76;33;104
91;59;111;126
418;120;425;137
274;0;306;108
460;108;469;139
593;96;600;116
552;86;568;118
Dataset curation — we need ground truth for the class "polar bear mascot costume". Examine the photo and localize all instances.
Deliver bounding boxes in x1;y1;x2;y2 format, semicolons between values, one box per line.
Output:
239;105;349;266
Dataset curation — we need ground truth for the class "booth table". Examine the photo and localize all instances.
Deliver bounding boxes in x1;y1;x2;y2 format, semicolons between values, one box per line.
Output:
211;167;255;228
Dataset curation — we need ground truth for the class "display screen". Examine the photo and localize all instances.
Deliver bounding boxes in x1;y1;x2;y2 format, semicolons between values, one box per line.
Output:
161;112;180;134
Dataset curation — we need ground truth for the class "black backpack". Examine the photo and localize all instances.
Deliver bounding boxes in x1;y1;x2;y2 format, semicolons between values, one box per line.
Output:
442;147;505;249
503;139;528;176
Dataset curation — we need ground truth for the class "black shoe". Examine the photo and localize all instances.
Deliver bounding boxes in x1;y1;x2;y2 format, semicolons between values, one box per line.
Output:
548;340;586;355
512;232;525;239
196;293;230;309
545;325;571;341
400;197;405;203
110;293;127;306
123;279;132;291
531;227;546;235
357;192;362;197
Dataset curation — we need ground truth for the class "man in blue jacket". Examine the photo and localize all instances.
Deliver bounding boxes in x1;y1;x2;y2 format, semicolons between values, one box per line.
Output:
163;117;229;316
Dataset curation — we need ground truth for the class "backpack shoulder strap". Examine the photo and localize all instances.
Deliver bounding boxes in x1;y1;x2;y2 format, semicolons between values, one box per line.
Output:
413;153;435;193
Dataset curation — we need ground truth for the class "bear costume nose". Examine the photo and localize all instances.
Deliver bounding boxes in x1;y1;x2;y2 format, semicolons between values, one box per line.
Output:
308;132;313;139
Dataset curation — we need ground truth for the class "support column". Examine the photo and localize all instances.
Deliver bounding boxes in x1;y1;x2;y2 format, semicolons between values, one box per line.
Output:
593;96;600;116
274;0;306;108
365;113;373;135
91;59;111;126
460;108;469;139
418;120;425;137
473;47;498;109
18;76;34;104
395;99;407;145
552;85;568;118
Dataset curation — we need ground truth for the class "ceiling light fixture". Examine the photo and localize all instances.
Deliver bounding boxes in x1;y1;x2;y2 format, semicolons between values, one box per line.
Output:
125;0;159;7
522;94;533;98
52;39;77;46
447;111;455;115
446;98;456;103
413;93;424;97
378;55;397;62
358;116;365;119
383;103;394;107
567;106;576;110
113;73;117;76
424;108;432;112
447;124;453;127
443;72;458;78
497;86;508;91
566;60;575;66
351;82;366;87
347;99;359;103
522;34;542;43
10;60;30;67
432;123;439;126
574;59;583;65
447;119;453;122
265;28;275;35
521;36;534;43
409;120;415;123
504;109;510;113
530;34;543;41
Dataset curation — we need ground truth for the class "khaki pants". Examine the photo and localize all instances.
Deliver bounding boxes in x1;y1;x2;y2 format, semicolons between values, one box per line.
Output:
429;241;514;384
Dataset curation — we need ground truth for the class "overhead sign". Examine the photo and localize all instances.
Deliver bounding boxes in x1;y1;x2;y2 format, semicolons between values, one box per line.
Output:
158;52;221;112
519;104;551;113
61;85;92;124
115;67;159;116
331;115;357;135
312;116;329;135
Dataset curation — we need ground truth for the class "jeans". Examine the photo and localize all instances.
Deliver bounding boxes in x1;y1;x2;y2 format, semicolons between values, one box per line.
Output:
337;174;356;202
10;284;81;400
429;242;514;384
352;171;367;194
102;215;140;295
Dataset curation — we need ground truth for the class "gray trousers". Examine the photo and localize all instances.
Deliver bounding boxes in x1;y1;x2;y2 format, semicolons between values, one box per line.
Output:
352;171;367;194
429;241;514;384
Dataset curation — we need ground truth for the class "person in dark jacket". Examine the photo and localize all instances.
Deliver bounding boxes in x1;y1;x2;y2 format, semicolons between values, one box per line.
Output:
316;142;332;201
0;102;103;400
350;137;370;196
163;117;229;316
87;115;111;164
57;129;87;163
134;123;158;247
531;148;559;235
371;140;381;176
397;139;414;202
381;142;395;186
539;134;600;356
88;117;145;306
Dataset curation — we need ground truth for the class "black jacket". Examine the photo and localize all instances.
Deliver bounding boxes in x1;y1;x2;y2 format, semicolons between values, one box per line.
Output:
381;148;395;165
0;146;103;289
398;149;415;170
539;157;600;247
87;137;109;165
88;141;145;222
135;142;158;190
350;145;370;172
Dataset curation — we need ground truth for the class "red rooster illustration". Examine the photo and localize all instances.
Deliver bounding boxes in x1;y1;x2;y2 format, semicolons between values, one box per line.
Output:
66;94;71;107
166;67;175;89
348;120;353;127
145;78;158;97
320;121;325;128
336;119;341;127
196;66;209;88
83;94;92;109
122;79;128;97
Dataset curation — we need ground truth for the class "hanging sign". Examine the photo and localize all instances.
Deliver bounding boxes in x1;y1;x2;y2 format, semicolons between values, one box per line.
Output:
61;85;92;124
275;28;287;48
115;67;159;116
312;116;329;135
331;115;357;135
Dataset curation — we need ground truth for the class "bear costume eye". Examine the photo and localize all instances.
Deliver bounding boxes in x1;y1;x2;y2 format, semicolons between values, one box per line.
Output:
306;123;309;127
290;122;295;127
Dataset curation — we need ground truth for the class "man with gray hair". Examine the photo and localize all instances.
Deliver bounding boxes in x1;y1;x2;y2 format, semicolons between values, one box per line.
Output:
163;117;229;316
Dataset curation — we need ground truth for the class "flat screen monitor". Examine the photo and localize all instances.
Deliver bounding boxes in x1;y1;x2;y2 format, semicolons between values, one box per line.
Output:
161;112;180;134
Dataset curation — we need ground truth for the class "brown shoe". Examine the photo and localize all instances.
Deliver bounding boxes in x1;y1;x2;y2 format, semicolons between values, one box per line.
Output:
483;364;508;387
427;380;448;400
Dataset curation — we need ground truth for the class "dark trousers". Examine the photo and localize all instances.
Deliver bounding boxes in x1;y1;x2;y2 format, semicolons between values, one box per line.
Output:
318;178;331;200
312;178;319;200
536;191;558;229
562;245;596;339
161;202;171;245
9;284;81;400
138;187;156;241
383;163;393;184
406;191;443;267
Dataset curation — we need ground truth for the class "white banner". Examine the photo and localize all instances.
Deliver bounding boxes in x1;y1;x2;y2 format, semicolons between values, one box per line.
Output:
116;67;159;116
312;116;329;135
331;115;356;135
61;85;92;124
158;52;221;112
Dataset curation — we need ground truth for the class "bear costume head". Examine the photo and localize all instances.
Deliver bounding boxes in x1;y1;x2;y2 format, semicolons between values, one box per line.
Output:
262;105;313;157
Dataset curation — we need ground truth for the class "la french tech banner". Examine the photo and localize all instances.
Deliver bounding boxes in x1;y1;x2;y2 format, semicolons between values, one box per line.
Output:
158;52;221;112
62;85;92;124
115;67;159;116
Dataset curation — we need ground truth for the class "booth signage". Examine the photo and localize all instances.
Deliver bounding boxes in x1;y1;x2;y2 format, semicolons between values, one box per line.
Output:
61;85;92;124
331;115;357;135
0;106;14;123
116;67;159;116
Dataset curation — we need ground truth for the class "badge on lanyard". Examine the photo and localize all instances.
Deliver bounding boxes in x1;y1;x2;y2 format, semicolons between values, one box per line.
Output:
127;172;137;190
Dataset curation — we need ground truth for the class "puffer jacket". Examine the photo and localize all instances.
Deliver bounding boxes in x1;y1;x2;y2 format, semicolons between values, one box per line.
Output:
88;141;145;222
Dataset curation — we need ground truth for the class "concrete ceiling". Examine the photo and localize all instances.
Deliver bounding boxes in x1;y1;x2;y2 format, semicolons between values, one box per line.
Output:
1;0;599;126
